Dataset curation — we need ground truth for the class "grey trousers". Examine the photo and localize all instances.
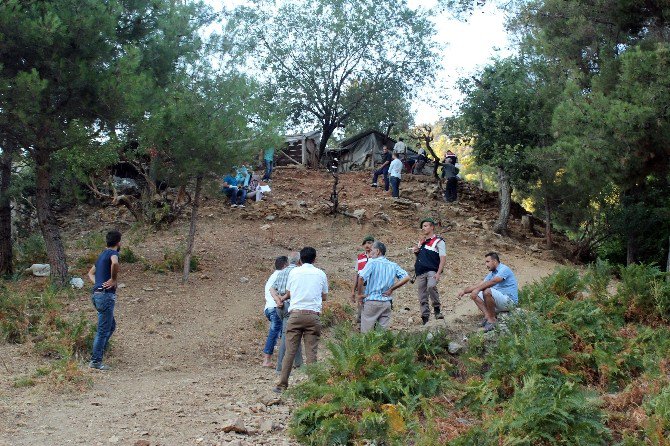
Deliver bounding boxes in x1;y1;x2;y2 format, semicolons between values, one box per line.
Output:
360;300;392;333
416;271;441;318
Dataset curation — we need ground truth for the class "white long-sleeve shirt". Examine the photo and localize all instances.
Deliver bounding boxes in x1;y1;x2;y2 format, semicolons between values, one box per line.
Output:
389;158;403;179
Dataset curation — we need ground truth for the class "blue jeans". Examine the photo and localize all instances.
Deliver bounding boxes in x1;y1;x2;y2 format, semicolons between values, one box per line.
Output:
230;188;247;205
263;308;282;355
91;291;116;363
372;167;389;191
389;176;400;197
263;160;273;180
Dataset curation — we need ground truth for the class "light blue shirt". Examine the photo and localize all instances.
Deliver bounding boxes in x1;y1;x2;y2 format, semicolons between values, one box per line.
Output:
264;147;275;161
358;256;408;302
484;263;518;304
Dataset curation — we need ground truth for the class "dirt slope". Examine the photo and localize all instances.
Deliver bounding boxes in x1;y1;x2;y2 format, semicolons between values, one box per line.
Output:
0;168;567;446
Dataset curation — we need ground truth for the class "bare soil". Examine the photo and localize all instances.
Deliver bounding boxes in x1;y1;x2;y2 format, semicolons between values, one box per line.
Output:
0;168;568;446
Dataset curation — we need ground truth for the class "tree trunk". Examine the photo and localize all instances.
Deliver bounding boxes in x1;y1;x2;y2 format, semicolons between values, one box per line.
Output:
318;123;337;160
182;175;203;283
35;150;68;285
492;166;511;235
544;195;553;248
666;235;669;275
479;170;485;189
0;147;13;276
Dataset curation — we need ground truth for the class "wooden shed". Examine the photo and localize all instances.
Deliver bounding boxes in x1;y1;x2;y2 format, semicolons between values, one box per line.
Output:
276;130;321;168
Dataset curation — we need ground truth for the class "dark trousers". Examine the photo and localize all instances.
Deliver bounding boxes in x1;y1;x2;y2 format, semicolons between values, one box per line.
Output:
389;176;400;198
230;188;247;205
372;167;389;191
445;177;458;202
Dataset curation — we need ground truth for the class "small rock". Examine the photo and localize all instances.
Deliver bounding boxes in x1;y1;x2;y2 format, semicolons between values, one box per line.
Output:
108;436;120;444
117;283;127;289
221;417;247;434
529;244;541;253
352;208;366;219
297;200;307;207
143;287;154;292
239;277;249;283
408;317;414;324
266;215;276;221
426;332;434;341
448;342;464;355
260;224;271;231
134;441;150;446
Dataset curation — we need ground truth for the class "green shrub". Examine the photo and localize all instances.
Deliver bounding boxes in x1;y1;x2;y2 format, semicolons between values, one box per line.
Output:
13;233;48;269
119;246;139;263
585;258;613;299
616;264;670;322
151;247;199;273
490;374;610;445
290;330;452;445
644;383;670;436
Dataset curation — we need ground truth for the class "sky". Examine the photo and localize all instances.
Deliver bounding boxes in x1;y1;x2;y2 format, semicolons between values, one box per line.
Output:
207;0;513;125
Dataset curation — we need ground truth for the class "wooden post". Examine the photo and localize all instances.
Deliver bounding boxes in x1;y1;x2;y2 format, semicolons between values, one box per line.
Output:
301;135;306;166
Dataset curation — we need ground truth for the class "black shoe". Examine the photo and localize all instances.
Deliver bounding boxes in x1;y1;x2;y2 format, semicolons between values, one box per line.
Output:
434;312;444;320
421;316;429;325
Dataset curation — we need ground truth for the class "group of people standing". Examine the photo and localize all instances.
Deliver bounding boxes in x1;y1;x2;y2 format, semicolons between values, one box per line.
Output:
371;140;461;203
261;217;519;392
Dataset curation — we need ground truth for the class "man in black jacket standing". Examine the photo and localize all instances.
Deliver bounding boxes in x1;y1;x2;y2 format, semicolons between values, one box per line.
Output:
412;218;446;324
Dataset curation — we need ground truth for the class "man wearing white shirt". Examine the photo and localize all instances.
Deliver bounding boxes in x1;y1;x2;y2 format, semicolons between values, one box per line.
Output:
388;151;403;198
393;137;406;155
275;247;328;392
262;256;288;367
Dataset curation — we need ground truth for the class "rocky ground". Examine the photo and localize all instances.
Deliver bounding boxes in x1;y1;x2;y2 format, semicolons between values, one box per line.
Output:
0;167;569;446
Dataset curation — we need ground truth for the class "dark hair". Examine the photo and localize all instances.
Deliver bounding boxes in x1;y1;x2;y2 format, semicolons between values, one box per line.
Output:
399;137;404;141
275;256;288;270
300;246;317;264
106;230;122;247
372;241;386;256
485;252;500;262
382;145;389;150
392;151;399;158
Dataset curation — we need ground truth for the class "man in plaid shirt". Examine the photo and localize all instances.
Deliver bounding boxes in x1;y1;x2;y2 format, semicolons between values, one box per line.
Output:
270;252;303;373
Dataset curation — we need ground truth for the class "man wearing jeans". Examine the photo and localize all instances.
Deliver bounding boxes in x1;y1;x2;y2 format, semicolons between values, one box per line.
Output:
270;252;303;373
262;256;288;367
357;241;410;333
274;247;328;392
87;230;122;371
458;252;518;333
388;151;403;198
413;218;446;325
371;145;392;191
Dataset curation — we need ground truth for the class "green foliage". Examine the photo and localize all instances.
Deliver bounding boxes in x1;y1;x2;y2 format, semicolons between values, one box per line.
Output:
119;247;139;263
149;248;199;273
235;0;437;154
13;233;48;270
584;259;613;300
615;264;670;322
490;375;610;445
290;329;452;445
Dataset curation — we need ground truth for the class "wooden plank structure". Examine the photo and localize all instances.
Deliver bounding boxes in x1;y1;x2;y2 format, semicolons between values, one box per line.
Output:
276;130;321;168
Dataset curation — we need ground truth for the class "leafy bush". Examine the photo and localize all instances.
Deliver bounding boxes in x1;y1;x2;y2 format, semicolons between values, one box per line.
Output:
615;263;670;322
119;246;139;263
0;287;95;389
490;375;610;445
584;258;613;299
290;329;452;445
13;233;48;269
149;247;199;273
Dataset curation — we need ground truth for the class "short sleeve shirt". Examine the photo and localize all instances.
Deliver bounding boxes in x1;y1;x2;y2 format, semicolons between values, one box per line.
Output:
264;270;281;310
484;263;519;304
287;263;328;312
358;257;408;302
382;152;393;166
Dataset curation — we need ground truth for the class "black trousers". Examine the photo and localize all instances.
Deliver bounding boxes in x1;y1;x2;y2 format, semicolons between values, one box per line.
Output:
445;177;458;202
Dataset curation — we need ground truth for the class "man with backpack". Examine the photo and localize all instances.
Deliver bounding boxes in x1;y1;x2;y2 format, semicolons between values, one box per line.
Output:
412;218;446;324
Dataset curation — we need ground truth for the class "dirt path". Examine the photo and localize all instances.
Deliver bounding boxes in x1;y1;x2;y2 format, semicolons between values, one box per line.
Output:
0;170;564;446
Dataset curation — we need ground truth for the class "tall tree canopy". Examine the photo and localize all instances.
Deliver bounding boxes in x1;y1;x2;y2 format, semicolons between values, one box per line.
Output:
235;0;437;156
0;0;212;284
